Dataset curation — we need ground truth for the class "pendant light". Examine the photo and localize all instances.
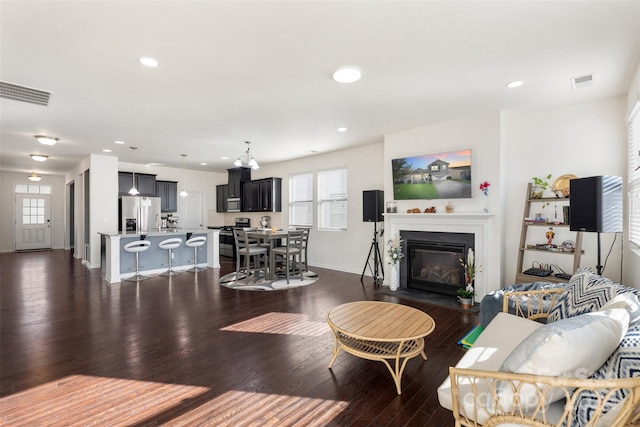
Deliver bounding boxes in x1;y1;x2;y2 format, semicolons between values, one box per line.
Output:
179;154;188;197
28;172;42;182
233;141;259;169
128;147;140;195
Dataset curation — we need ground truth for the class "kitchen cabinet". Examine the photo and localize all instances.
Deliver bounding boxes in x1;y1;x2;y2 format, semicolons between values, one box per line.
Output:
242;181;260;212
118;172;157;196
241;178;282;212
216;185;228;212
227;167;251;198
258;178;282;212
156;180;178;212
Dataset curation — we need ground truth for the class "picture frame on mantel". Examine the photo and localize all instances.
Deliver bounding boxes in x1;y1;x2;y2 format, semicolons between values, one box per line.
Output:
391;149;472;200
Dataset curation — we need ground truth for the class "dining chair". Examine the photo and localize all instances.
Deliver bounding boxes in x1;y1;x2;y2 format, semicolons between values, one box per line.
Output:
271;230;305;283
295;227;310;272
233;228;268;282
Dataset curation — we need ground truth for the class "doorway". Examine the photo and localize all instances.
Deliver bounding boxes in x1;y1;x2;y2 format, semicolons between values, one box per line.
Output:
15;193;51;251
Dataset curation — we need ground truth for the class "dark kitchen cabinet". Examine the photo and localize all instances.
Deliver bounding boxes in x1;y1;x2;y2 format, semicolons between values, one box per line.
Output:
227;167;251;198
136;173;157;196
118;172;157;196
242;181;260;212
258;178;282;212
156;180;178;212
241;178;282;212
216;184;228;212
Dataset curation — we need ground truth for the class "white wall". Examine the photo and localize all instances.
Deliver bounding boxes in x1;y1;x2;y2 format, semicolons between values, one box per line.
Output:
0;172;67;252
383;112;504;292
504;96;628;284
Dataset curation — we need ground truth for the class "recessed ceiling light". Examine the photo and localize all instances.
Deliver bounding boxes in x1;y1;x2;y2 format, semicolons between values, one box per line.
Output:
200;162;207;166
102;149;112;153
506;80;524;88
221;156;228;160
139;57;158;67
337;127;347;132
34;135;59;145
30;154;49;162
114;140;125;145
333;66;361;83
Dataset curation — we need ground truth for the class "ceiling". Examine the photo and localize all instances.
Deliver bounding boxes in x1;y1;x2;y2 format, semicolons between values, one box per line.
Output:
1;1;639;176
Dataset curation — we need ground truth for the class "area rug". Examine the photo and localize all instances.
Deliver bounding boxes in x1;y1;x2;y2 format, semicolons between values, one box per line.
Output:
220;270;319;291
457;324;484;349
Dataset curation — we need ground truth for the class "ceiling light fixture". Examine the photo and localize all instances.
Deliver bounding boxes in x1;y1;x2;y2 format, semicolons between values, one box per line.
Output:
506;80;524;88
179;154;188;197
139;57;158;67
102;149;112;153
128;147;140;196
233;141;259;169
333;66;362;83
337;127;347;132
114;140;125;145
34;135;59;145
30;154;48;162
28;172;42;182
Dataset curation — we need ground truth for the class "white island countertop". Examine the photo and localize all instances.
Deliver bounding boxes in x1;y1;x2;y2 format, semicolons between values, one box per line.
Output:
99;229;220;283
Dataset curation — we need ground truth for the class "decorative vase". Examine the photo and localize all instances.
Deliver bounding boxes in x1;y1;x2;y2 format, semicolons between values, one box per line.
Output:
531;185;544;199
390;264;399;291
458;297;473;309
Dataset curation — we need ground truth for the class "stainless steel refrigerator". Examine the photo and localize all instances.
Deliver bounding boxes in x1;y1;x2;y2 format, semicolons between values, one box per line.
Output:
120;196;161;232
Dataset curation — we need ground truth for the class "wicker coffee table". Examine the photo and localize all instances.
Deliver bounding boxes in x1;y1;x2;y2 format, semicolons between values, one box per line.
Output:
327;301;435;394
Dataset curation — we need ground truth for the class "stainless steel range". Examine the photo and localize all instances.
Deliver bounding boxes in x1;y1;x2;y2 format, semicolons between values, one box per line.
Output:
216;217;251;258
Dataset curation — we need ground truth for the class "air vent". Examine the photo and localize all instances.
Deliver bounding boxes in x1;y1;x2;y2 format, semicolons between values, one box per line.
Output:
571;73;595;90
0;81;51;106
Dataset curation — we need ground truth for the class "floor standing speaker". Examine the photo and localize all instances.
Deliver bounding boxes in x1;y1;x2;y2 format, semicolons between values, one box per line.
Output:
363;190;384;222
569;176;622;233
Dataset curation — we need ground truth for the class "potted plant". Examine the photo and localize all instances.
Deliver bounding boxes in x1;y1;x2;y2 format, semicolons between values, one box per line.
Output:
458;248;476;308
456;287;475;309
531;174;552;198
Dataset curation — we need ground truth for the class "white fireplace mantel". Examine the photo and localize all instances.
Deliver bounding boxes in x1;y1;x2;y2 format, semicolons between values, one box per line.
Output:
384;212;494;298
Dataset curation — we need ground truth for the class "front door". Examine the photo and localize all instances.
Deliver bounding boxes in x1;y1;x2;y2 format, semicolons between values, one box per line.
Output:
15;194;51;250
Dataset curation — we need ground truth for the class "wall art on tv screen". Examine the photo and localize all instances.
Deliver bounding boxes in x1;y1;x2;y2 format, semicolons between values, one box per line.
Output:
391;149;472;200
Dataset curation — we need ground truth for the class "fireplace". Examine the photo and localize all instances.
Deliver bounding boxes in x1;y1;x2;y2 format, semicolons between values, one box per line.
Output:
400;230;474;297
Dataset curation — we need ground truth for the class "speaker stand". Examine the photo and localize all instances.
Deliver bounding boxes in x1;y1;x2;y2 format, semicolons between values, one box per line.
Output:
596;232;603;276
361;222;384;284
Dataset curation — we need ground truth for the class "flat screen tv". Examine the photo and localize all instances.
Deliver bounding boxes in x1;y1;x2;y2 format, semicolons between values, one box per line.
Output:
391;149;472;200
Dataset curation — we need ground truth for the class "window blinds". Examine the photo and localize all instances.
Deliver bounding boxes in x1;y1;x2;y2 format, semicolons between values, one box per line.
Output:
629;102;640;247
289;173;313;227
318;168;348;230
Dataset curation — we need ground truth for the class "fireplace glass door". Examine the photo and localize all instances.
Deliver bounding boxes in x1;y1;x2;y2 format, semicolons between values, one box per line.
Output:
407;241;466;296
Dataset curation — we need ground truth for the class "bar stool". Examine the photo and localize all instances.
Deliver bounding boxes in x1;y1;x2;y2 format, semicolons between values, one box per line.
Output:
185;235;207;272
123;240;151;282
158;237;183;276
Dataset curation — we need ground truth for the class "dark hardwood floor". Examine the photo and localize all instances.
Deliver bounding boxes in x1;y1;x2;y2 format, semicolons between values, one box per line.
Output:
0;250;478;426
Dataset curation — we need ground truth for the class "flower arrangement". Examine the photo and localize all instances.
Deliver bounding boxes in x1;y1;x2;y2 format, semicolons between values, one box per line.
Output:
387;238;404;265
456;287;475;298
479;181;490;195
479;181;490;212
459;247;475;285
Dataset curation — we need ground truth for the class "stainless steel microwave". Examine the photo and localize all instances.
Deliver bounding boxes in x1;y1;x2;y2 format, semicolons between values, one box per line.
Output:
227;198;241;212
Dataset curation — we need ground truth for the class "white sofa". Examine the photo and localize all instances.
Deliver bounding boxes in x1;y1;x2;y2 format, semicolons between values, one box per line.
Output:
438;268;640;427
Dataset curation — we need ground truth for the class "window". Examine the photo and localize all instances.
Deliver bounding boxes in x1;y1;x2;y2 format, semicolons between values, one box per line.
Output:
15;184;51;194
289;173;313;227
318;168;347;230
21;198;46;225
629;102;640;247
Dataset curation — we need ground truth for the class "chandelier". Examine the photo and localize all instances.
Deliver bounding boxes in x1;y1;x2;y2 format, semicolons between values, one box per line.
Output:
233;141;259;169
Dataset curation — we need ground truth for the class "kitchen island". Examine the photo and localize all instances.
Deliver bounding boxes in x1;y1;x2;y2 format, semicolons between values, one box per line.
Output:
99;229;220;283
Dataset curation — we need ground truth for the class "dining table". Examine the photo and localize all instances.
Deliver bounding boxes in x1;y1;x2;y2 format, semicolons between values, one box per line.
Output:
246;229;290;280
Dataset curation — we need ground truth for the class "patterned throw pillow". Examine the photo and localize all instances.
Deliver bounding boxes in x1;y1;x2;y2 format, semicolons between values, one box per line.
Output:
547;268;619;323
572;320;640;426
